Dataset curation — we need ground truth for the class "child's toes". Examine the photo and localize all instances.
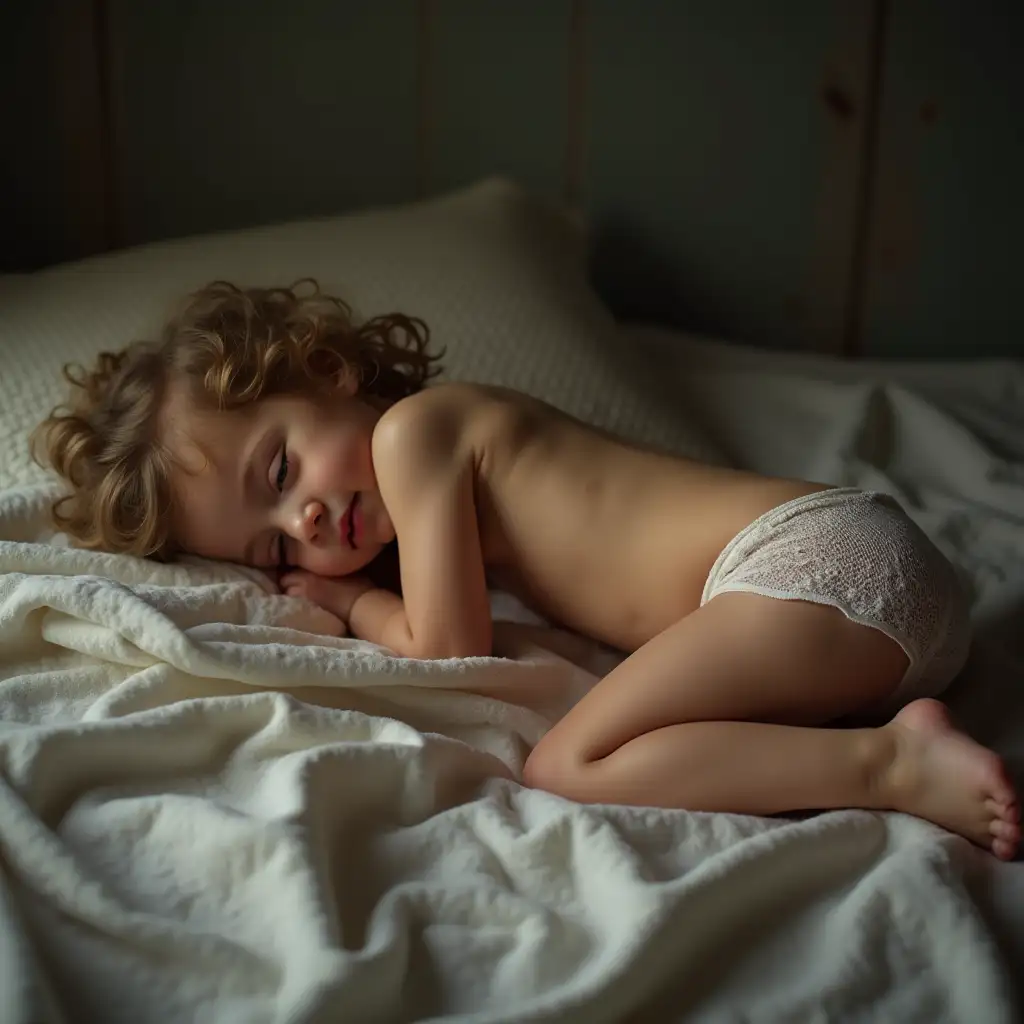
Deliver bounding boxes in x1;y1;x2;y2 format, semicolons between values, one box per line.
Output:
987;797;1020;825
990;819;1019;843
992;836;1017;861
989;815;1021;861
986;766;1016;807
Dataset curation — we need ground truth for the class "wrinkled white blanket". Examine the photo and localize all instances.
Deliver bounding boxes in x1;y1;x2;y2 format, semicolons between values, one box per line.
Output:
2;332;1024;1022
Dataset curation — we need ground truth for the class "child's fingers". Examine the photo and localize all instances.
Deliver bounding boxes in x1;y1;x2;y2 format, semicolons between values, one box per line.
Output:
280;575;309;596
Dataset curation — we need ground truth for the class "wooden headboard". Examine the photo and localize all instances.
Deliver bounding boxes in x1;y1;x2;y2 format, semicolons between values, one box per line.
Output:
3;0;1021;359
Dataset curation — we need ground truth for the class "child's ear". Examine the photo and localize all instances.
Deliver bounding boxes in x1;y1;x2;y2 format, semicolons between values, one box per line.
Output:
337;367;359;397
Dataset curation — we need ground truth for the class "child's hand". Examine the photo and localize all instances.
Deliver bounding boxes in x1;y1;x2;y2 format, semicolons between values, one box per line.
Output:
279;569;374;620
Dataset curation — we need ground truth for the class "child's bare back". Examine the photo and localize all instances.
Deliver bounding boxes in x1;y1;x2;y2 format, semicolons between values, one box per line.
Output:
381;382;824;652
34;280;1020;859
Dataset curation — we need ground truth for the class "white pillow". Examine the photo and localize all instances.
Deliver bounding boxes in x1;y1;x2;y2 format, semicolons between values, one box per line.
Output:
0;178;721;491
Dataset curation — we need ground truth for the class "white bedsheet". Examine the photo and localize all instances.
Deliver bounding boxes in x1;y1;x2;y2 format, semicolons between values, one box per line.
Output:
1;326;1022;1022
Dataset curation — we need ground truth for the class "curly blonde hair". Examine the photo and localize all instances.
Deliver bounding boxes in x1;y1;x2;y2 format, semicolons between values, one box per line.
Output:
33;280;441;560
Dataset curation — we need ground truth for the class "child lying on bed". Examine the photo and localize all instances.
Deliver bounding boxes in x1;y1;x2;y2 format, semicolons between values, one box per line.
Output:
35;280;1020;860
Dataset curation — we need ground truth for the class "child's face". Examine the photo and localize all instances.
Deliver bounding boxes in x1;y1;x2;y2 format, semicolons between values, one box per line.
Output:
166;388;394;577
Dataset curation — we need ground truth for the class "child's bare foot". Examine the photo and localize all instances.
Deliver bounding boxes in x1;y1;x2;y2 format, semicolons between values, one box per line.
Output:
882;699;1019;860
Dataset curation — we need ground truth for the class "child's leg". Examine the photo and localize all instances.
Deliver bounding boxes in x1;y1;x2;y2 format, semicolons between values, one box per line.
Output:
522;592;1020;859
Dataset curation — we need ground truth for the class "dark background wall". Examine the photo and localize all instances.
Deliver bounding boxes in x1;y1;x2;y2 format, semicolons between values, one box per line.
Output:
2;0;1021;359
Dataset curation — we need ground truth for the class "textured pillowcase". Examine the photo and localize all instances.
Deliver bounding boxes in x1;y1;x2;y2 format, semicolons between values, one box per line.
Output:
0;178;721;491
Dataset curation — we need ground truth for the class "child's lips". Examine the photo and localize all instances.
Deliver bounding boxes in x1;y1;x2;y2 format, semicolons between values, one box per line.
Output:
340;496;359;548
340;504;352;547
350;494;362;548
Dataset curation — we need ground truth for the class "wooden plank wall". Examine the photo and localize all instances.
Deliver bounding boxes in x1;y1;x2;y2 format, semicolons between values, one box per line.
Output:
1;0;1020;358
861;1;1024;358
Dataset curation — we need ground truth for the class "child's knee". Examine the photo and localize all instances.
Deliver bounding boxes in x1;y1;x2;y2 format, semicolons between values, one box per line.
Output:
522;731;588;796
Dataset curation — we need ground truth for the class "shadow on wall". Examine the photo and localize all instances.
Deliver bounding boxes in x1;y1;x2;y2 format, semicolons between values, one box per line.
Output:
590;221;705;332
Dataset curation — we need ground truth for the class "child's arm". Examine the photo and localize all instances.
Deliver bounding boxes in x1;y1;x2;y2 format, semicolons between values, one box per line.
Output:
279;570;438;654
279;570;375;624
366;397;492;660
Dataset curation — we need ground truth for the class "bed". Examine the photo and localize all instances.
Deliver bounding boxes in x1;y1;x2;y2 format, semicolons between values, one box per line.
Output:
1;181;1022;1023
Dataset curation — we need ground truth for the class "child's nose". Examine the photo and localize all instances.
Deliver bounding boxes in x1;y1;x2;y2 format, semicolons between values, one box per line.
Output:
297;501;325;542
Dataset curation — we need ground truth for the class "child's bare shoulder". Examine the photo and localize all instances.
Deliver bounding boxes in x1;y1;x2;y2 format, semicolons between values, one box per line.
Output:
375;383;527;452
372;382;525;479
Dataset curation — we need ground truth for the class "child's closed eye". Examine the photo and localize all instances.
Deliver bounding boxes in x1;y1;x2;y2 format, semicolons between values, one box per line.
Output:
274;447;289;491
